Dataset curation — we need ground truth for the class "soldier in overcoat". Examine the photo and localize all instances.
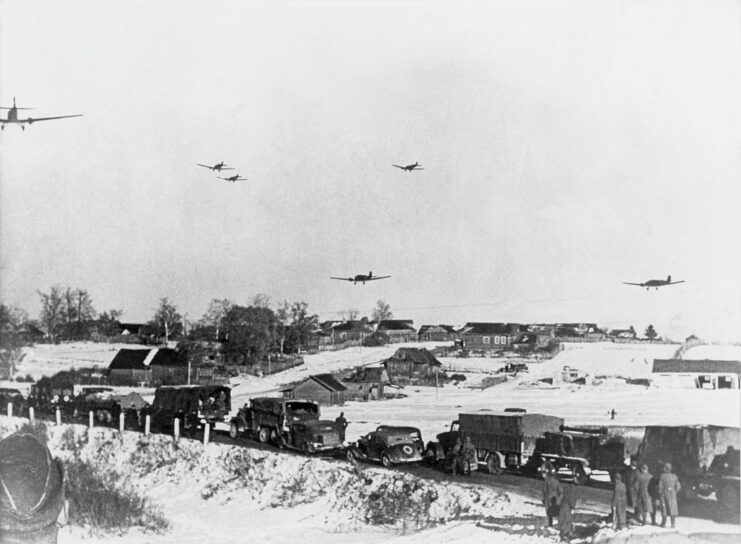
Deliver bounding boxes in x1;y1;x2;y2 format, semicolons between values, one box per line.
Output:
658;462;681;528
542;466;563;527
634;464;654;524
611;472;628;529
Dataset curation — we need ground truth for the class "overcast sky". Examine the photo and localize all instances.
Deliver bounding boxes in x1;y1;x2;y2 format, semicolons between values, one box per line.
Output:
1;0;739;341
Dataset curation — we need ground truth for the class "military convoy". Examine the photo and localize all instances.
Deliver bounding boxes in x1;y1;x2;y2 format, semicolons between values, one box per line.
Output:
228;397;343;453
144;385;231;436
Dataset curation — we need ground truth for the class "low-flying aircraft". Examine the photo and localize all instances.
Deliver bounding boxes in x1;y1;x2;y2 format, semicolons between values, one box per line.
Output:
218;174;247;183
392;162;424;172
331;271;391;285
0;98;82;130
622;275;685;290
197;161;234;172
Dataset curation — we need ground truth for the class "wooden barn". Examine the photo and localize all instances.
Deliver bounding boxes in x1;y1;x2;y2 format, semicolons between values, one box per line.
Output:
108;348;152;385
342;366;389;401
383;347;442;386
651;359;741;389
282;373;347;405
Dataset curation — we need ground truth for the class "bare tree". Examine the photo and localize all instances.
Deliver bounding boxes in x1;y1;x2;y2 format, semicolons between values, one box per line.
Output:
339;308;360;321
199;298;234;340
38;285;65;341
371;300;393;322
149;298;183;343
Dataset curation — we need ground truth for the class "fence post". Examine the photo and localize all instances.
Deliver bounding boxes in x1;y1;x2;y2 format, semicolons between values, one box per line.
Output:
6;402;12;418
29;407;35;423
55;408;61;426
119;412;125;433
145;415;151;436
203;423;210;445
89;411;94;430
173;418;180;443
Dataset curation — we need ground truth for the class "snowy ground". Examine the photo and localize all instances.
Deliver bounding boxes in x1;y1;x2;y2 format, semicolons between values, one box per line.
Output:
1;341;739;543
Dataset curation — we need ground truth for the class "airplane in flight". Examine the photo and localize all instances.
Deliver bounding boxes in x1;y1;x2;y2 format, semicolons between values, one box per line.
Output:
0;98;82;130
392;162;424;172
217;174;247;183
622;275;685;290
197;161;234;172
331;271;391;285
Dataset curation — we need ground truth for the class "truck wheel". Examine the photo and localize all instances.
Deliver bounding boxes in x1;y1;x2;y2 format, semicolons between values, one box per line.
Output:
381;453;393;468
486;454;501;474
258;427;270;443
719;482;740;513
229;421;240;440
572;463;587;485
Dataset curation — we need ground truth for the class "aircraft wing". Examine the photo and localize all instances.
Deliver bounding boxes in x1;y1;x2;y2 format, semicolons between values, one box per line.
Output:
392;164;405;169
622;282;644;286
197;164;214;169
330;277;353;282
23;114;83;123
667;280;685;285
367;276;391;281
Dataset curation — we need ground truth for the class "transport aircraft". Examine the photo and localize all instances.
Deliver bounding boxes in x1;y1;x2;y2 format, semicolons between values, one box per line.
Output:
0;98;82;130
197;162;234;172
218;174;247;183
622;275;685;290
331;272;391;284
392;162;424;171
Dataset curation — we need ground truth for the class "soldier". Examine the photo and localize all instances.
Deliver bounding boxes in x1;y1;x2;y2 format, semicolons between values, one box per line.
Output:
626;458;639;516
558;483;578;541
634;464;654;525
542;466;563;527
0;432;67;544
611;472;628;530
335;412;348;442
453;436;477;475
658;462;681;528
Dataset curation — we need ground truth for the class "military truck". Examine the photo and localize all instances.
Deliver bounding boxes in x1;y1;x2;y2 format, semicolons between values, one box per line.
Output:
535;425;627;485
229;397;343;453
73;390;149;428
144;385;231;436
638;425;740;502
425;411;564;474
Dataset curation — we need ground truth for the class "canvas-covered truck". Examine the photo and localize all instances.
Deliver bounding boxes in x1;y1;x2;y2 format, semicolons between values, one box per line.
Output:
229;397;343;453
699;446;740;514
425;411;564;474
535;425;627;485
144;385;231;436
638;425;740;504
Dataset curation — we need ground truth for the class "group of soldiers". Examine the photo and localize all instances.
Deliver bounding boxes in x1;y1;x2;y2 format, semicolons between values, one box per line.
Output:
542;459;683;541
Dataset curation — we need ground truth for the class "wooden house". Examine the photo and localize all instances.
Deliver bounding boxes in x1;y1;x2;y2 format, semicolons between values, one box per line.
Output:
282;373;347;405
341;366;389;400
330;320;375;344
376;320;417;343
458;322;522;350
417;324;457;342
108;348;153;385
383;347;442;385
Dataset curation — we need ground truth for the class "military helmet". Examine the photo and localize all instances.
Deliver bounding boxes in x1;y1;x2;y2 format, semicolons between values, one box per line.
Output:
0;433;65;534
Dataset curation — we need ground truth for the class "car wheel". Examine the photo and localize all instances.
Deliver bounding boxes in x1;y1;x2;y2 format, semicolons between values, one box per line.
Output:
381;453;392;468
486;454;501;474
229;422;239;440
573;463;587;485
258;427;270;443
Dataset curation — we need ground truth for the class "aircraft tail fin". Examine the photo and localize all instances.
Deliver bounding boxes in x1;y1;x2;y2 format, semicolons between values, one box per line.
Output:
667;275;671;283
369;271;372;278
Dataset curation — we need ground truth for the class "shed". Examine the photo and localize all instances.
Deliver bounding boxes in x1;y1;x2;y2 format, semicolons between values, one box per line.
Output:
282;373;347;405
376;320;417;343
342;366;389;400
108;349;152;385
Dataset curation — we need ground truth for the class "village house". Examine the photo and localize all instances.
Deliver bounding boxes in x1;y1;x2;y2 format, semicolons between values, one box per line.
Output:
341;366;389;401
376;320;417;343
108;347;194;386
383;347;442;386
282;373;347;405
417;324;457;342
328;319;375;345
108;348;153;385
608;328;638;340
458;322;523;351
651;359;741;389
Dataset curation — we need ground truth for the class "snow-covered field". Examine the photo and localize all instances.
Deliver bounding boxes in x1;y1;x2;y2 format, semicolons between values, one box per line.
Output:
1;341;739;543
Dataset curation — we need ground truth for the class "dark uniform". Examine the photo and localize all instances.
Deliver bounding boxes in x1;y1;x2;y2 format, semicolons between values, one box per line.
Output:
558;483;578;540
612;473;628;529
0;432;66;544
335;412;348;442
658;463;681;528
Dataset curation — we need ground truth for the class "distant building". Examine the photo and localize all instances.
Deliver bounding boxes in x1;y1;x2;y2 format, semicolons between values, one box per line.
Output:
383;347;442;385
282;374;347;405
108;348;152;385
376;320;417;343
417;325;457;342
341;366;389;401
329;320;375;344
608;328;638;340
458;323;522;350
651;359;741;389
108;347;192;386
